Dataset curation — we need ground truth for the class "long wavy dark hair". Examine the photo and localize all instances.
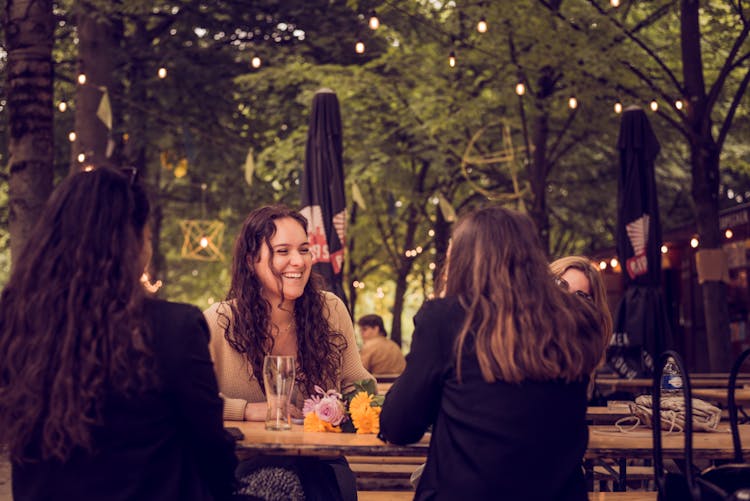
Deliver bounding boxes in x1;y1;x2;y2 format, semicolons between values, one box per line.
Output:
220;205;346;397
445;206;607;383
0;167;155;462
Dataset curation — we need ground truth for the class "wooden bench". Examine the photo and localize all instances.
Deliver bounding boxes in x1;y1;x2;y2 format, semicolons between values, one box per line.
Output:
357;491;658;501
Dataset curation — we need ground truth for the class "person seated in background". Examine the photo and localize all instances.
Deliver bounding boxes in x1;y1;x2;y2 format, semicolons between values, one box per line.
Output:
550;255;613;346
551;256;616;403
357;314;406;375
0;167;237;501
379;206;608;501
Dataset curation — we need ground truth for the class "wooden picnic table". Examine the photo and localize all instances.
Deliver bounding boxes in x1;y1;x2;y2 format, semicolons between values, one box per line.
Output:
227;421;749;461
595;376;750;393
586;424;750;460
692;388;750;406
227;421;429;460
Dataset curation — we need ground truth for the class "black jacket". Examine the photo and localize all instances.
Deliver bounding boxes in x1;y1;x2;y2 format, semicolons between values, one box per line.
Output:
12;298;237;501
380;297;589;501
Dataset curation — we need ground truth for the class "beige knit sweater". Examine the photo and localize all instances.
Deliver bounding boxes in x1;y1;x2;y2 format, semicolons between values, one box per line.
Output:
203;291;374;421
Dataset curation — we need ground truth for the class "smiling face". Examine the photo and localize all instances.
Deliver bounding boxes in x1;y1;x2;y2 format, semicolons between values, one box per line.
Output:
252;217;312;307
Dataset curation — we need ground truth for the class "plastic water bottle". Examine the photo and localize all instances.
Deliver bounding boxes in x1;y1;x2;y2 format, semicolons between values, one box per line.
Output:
661;357;683;397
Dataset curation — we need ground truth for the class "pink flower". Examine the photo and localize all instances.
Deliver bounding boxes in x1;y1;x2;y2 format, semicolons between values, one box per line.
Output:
302;395;320;416
316;396;346;426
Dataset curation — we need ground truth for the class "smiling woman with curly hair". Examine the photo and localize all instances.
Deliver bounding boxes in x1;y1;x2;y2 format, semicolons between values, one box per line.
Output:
0;167;236;501
204;204;373;501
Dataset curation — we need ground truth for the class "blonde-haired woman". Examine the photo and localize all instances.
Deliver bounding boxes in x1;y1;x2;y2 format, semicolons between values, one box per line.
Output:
380;206;607;500
550;255;613;346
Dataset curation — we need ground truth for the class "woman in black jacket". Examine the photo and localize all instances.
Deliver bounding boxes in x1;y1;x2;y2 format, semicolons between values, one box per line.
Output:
0;167;237;500
380;206;608;501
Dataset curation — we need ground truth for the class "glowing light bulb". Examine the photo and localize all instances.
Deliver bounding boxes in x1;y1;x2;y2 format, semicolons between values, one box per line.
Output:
200;237;209;248
368;11;380;30
58;101;67;112
68;131;76;142
429;262;436;270
77;73;87;85
251;56;262;68
83;164;94;172
650;100;659;112
611;0;620;6
77;153;85;163
515;83;526;96
690;237;699;248
599;261;607;270
725;229;733;239
355;41;365;54
610;258;619;268
448;50;456;67
661;245;668;254
157;67;167;79
568;96;578;109
614;102;623;114
477;18;487;33
675;100;684;110
428;229;435;237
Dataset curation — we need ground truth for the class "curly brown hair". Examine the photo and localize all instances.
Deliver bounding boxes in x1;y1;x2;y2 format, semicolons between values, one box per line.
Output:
221;205;346;397
0;167;156;462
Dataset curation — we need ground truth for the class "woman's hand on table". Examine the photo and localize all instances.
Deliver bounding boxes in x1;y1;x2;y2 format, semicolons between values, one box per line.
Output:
243;402;267;421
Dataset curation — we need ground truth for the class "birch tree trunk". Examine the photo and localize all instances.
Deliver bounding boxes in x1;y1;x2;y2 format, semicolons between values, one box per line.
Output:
4;0;55;269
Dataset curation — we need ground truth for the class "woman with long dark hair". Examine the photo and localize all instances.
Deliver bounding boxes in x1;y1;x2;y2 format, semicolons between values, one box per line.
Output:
0;167;237;500
204;204;372;500
380;206;608;500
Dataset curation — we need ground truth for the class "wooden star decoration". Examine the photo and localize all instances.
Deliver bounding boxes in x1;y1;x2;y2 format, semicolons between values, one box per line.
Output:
179;219;225;261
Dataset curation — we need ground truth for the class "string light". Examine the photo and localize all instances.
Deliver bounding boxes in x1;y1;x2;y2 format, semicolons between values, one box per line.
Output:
690;237;699;248
428;229;435;237
68;131;76;142
251;56;262;68
355;40;365;54
568;96;578;109
599;261;607;270
83;165;94;172
448;50;456;67
515;83;526;96
661;245;668;254
477;17;488;33
610;0;620;6
77;73;87;85
199;237;209;248
428;262;436;270
650;100;659;112
614;102;623;113
725;229;733;239
157;67;167;79
58;101;67;112
610;258;619;268
368;10;380;30
675;99;684;110
77;153;85;163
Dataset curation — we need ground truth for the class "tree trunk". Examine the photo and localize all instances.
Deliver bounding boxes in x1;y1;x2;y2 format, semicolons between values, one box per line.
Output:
390;268;409;347
73;2;120;171
691;143;730;370
529;111;550;253
5;0;55;268
681;0;731;371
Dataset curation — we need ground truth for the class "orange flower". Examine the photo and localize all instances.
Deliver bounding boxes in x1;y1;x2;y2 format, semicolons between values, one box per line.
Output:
349;391;373;415
351;403;381;434
303;412;342;433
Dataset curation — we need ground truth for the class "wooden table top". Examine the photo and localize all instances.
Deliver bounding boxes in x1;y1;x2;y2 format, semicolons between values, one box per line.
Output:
227;421;750;461
586;424;750;460
596;377;750;391
227;421;429;459
692;388;750;405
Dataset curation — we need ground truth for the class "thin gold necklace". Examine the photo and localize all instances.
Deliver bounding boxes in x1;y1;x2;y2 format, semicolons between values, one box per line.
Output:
273;318;295;337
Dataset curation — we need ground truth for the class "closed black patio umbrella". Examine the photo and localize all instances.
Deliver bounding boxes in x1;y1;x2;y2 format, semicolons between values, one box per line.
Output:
300;89;347;303
607;106;673;378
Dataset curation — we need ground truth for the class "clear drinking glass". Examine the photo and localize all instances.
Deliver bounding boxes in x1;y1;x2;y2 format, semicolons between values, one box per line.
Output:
262;355;295;431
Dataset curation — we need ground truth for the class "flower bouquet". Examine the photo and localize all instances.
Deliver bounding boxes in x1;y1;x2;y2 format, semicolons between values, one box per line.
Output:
302;379;384;434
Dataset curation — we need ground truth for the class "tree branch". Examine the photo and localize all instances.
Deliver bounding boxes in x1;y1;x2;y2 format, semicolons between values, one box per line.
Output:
717;65;750;151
